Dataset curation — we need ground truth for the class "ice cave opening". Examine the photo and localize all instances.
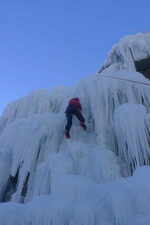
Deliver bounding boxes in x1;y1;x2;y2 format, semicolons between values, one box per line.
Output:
134;56;150;79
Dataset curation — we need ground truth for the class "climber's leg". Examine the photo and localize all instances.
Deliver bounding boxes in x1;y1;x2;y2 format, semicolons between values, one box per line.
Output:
74;110;87;130
65;113;72;138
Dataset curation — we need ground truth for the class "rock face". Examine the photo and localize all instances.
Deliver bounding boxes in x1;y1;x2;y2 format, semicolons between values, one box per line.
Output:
0;33;150;225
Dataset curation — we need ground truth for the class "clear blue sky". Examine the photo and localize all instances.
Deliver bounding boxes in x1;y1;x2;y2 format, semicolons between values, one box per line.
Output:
0;0;149;113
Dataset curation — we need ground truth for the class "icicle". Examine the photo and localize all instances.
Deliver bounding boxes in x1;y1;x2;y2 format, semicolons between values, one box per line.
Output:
114;103;150;174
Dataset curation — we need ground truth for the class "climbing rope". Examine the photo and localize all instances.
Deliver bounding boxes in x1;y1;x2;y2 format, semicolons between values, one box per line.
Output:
100;74;150;87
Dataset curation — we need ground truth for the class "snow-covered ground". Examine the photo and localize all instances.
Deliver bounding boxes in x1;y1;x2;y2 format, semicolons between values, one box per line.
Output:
0;33;150;224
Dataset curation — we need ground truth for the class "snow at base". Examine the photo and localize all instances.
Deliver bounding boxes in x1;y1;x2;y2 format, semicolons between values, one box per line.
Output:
0;167;150;225
0;33;150;224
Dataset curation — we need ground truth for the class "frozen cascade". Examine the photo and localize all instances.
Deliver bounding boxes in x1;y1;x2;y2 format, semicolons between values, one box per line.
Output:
0;167;150;225
114;103;150;173
0;33;149;224
98;32;150;73
0;87;71;134
0;111;121;203
74;71;150;148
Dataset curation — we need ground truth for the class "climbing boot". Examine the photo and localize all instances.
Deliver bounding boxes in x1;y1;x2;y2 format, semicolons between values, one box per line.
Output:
80;122;87;130
65;131;71;139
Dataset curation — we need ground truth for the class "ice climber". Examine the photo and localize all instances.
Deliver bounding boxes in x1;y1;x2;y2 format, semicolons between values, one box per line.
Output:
65;98;87;138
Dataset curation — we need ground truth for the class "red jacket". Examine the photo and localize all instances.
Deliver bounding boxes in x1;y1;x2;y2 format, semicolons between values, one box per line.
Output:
69;98;82;110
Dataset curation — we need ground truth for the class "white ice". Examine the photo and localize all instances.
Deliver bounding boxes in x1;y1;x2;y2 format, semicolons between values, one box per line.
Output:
0;33;149;224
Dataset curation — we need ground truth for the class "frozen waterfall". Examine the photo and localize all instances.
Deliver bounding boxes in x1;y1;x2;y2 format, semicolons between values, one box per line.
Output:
0;33;150;225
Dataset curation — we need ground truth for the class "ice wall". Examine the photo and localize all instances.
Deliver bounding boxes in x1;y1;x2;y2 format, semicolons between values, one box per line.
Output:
0;110;121;203
98;32;150;73
0;87;71;134
0;33;149;224
74;71;150;149
114;103;150;174
0;69;150;205
0;167;150;225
